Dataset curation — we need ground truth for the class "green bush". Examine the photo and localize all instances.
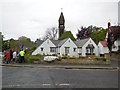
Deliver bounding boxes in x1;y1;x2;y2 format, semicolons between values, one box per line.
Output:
94;57;106;61
61;56;68;59
25;55;44;63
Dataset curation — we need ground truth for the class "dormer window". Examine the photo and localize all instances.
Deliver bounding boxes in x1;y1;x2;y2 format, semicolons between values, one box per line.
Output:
41;48;43;51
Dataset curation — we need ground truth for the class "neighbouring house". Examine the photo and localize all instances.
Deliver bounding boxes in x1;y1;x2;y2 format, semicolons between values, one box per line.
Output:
106;22;120;52
32;38;99;56
98;41;109;56
111;39;120;52
75;38;99;56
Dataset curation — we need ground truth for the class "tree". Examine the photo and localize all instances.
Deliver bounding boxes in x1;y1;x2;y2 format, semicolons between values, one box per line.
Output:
43;27;58;40
59;31;76;41
7;36;35;50
0;33;10;51
91;29;107;44
76;26;91;40
76;25;107;44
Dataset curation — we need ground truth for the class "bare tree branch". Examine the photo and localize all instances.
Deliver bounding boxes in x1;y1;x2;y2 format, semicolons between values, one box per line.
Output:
43;27;58;40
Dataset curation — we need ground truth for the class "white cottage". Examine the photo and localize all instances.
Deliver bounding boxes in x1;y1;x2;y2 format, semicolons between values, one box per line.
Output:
32;39;57;55
98;41;109;56
32;38;99;56
57;38;78;56
75;38;98;56
32;38;78;56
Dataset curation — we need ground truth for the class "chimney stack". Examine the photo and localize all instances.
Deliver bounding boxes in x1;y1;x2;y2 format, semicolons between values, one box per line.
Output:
108;22;111;29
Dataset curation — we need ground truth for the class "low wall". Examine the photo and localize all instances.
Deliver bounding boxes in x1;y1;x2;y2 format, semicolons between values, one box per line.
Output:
105;53;120;61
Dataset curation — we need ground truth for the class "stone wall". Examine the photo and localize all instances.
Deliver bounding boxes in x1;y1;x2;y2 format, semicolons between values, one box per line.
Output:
105;53;120;61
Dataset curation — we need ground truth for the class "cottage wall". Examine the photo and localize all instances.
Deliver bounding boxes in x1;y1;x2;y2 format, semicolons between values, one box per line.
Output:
59;38;78;56
82;38;99;56
32;39;56;55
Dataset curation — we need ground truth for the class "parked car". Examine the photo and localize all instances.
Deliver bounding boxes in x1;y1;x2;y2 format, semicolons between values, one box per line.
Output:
44;56;59;62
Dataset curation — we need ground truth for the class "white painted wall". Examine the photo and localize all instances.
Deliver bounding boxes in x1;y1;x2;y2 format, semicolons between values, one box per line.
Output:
32;38;100;56
112;39;120;51
78;47;82;55
98;42;109;55
59;38;78;56
32;39;56;55
82;38;99;56
98;42;104;54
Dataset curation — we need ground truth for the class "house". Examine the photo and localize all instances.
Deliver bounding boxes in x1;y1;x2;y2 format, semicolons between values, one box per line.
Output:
98;41;109;56
32;38;78;56
32;37;99;56
106;22;120;52
32;39;57;55
75;38;99;56
56;38;78;56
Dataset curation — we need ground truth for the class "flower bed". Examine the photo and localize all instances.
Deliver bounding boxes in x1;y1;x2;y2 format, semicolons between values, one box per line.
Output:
25;55;110;65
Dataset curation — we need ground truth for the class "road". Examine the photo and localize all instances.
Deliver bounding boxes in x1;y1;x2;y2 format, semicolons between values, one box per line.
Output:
2;66;119;88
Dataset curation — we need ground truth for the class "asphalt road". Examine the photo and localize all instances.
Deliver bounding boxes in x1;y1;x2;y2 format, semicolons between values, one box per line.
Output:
2;66;118;88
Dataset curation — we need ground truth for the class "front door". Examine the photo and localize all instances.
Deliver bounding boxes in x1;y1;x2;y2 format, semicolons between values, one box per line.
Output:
65;47;69;56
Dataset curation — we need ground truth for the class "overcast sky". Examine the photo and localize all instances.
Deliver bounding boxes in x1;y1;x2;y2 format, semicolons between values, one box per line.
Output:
1;0;119;41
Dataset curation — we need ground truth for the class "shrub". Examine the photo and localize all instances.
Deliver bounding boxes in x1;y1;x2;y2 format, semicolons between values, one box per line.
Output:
79;56;86;59
94;57;106;61
69;56;77;59
25;55;44;63
60;56;68;59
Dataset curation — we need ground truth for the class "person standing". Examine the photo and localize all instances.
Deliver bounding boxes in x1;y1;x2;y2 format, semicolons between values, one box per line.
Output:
20;50;25;63
5;50;10;64
10;49;13;63
12;50;17;63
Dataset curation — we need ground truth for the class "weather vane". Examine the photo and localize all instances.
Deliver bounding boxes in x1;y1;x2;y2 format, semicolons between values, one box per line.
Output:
61;8;63;12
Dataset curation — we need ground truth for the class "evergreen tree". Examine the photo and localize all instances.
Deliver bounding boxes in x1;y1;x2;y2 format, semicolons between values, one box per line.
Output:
59;31;76;41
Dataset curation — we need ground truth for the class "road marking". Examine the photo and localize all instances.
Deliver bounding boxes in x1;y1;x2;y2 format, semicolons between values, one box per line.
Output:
42;84;51;86
59;83;71;86
4;83;71;87
8;84;21;87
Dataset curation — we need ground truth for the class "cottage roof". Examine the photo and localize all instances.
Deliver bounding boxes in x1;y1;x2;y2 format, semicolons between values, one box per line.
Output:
75;38;90;47
36;40;44;47
58;38;69;47
51;40;61;46
100;41;108;47
36;38;71;48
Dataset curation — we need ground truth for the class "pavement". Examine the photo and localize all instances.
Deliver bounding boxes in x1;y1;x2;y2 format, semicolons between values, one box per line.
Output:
1;61;119;70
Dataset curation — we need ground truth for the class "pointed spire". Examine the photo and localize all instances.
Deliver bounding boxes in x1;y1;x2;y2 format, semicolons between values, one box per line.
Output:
59;8;65;22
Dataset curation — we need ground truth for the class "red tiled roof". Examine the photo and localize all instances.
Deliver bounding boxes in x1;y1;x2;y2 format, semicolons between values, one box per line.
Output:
100;41;108;47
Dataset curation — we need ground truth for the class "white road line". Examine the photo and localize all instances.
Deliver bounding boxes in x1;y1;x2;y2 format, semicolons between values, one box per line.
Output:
4;83;72;87
42;84;51;86
59;83;71;86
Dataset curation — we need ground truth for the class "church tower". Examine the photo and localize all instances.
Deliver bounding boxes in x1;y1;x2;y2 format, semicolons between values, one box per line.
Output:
58;9;65;38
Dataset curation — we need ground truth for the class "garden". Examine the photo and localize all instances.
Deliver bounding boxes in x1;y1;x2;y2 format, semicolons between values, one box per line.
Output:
24;54;110;65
